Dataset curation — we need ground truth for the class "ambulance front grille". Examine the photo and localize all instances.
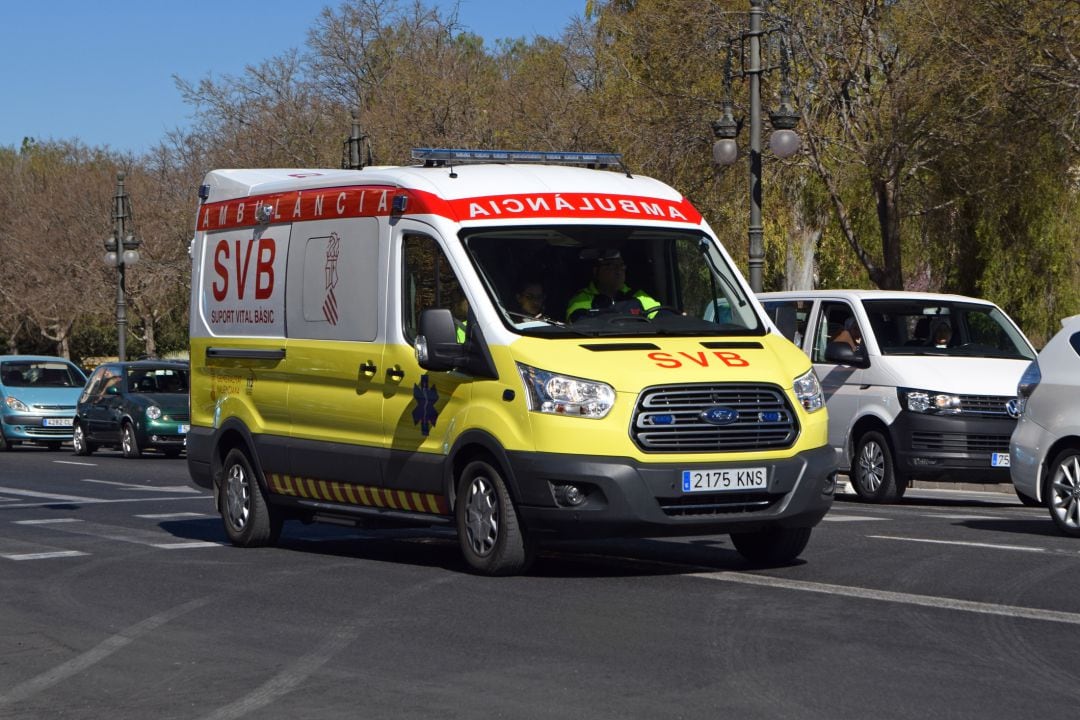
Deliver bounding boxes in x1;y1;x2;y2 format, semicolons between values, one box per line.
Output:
631;383;798;453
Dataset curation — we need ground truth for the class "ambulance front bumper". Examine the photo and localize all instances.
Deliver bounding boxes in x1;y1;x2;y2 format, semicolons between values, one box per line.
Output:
505;445;836;539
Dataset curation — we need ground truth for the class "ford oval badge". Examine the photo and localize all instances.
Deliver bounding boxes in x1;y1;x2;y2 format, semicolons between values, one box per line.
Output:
700;407;739;425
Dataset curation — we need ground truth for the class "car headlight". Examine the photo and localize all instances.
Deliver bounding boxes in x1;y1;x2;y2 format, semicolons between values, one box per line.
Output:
146;405;162;420
516;363;615;419
899;388;961;415
1014;361;1041;415
4;396;29;412
793;369;824;412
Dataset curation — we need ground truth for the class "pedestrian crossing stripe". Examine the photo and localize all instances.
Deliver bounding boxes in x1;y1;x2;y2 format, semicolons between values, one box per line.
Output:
265;474;449;515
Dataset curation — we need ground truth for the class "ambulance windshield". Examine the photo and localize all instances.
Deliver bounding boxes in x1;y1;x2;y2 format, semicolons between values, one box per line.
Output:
462;226;764;338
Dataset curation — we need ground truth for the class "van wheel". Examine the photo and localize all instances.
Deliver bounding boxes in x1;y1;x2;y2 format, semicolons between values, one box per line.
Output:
1047;449;1080;538
121;422;142;458
220;448;282;547
852;430;904;503
455;459;532;576
72;422;95;456
731;526;812;566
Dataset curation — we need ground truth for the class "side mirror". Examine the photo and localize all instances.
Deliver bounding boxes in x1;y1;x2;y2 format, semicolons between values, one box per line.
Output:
824;341;869;368
105;385;121;396
416;309;466;372
773;305;798;343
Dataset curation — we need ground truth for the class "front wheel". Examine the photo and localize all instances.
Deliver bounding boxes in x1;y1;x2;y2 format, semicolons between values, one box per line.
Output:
730;526;812;566
219;448;282;547
455;459;532;576
852;430;905;503
1047;449;1080;538
121;422;142;458
72;422;95;456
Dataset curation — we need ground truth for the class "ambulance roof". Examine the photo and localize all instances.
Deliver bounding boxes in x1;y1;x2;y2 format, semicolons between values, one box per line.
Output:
200;163;686;206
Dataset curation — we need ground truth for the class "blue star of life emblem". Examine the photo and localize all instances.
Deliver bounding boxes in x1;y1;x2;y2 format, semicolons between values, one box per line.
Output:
412;374;440;436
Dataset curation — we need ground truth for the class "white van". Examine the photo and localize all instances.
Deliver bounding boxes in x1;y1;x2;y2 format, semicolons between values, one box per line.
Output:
758;290;1036;502
186;149;837;574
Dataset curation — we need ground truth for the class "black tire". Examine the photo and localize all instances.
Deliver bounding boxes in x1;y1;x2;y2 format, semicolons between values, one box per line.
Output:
455;459;532;576
121;422;142;458
851;430;904;503
1046;448;1080;538
0;431;9;451
219;447;282;547
72;422;95;456
1015;488;1041;507
731;526;813;566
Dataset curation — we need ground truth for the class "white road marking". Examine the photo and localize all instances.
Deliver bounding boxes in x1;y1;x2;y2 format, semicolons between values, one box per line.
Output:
869;535;1046;553
0;597;211;706
52;460;96;467
81;479;200;493
0;486;97;502
692;571;1080;626
822;515;887;522
152;541;222;549
135;512;210;519
2;551;88;561
14;518;83;525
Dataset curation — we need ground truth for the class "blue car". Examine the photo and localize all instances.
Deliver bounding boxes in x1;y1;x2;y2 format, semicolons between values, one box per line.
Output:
0;355;88;450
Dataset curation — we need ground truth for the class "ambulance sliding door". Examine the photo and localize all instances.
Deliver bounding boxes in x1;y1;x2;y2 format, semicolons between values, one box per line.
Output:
284;217;386;488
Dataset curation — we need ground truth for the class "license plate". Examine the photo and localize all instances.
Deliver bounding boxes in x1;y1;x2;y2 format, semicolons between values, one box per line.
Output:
178;424;190;434
991;452;1010;468
682;467;767;493
43;418;73;427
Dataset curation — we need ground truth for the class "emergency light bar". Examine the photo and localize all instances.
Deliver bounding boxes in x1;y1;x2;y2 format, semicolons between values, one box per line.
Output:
412;148;624;169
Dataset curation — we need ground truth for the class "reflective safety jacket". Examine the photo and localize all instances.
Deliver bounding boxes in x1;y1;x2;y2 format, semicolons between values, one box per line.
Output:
566;282;660;321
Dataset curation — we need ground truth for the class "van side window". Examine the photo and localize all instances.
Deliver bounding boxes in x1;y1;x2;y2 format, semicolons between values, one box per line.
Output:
762;300;811;347
813;302;861;362
402;233;467;344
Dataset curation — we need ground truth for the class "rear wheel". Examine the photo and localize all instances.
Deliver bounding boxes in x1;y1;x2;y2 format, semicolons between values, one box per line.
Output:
455;459;532;576
1047;449;1080;538
731;526;812;566
121;422;141;458
72;422;95;456
220;447;282;546
852;430;904;503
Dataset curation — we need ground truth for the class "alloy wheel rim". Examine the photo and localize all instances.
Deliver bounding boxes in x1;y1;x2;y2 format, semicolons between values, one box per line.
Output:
225;463;250;530
73;425;84;452
857;441;885;493
1050;454;1080;531
464;475;498;557
122;427;134;455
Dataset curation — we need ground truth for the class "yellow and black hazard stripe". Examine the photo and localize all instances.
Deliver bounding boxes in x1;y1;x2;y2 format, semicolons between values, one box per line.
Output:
266;474;449;515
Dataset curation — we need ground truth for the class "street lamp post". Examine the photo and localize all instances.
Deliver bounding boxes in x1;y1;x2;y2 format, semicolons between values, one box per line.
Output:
102;172;140;361
712;0;801;293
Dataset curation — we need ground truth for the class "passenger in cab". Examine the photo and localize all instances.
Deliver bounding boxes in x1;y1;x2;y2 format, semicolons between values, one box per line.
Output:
566;249;659;322
513;275;547;320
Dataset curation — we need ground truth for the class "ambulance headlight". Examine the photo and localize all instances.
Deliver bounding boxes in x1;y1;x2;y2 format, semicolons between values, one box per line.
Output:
793;369;824;413
516;363;615;419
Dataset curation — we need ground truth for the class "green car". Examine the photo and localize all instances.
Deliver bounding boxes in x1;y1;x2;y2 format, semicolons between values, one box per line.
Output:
73;361;189;458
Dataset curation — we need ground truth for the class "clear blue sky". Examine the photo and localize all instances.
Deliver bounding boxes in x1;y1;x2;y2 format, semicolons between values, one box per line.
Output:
0;0;588;154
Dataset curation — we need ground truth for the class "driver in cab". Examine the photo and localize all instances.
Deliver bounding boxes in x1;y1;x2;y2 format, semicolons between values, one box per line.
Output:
566;249;660;322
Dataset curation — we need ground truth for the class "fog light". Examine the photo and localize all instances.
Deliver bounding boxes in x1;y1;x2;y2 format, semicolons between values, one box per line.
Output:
553;483;586;507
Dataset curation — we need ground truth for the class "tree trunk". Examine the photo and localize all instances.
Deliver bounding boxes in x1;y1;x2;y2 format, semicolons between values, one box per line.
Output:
784;203;820;291
874;175;905;290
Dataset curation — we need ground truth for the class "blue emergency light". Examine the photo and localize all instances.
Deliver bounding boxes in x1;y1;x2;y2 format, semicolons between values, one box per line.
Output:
412;148;624;169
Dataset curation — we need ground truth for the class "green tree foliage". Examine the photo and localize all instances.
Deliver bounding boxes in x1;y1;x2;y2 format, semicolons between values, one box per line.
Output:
0;0;1075;351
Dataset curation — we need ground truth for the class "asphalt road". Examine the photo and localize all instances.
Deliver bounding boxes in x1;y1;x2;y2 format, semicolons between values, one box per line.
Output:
1;446;1078;719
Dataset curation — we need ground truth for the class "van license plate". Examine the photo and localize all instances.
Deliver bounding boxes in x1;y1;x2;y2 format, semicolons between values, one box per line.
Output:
43;418;73;427
991;453;1010;468
682;467;767;493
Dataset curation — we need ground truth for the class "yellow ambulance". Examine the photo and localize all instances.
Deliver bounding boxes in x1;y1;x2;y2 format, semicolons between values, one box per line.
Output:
187;149;836;575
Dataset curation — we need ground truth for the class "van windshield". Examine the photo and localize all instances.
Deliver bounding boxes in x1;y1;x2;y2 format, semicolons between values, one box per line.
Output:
461;226;764;338
862;300;1035;360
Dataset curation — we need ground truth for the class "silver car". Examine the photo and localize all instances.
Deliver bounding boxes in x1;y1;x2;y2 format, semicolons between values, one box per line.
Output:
1010;314;1080;536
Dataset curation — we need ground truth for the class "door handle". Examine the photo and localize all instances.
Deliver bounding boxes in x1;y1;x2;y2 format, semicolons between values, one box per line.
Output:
359;362;377;376
386;367;405;381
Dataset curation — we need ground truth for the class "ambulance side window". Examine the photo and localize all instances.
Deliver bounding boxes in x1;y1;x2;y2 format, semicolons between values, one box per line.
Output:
402;233;467;343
